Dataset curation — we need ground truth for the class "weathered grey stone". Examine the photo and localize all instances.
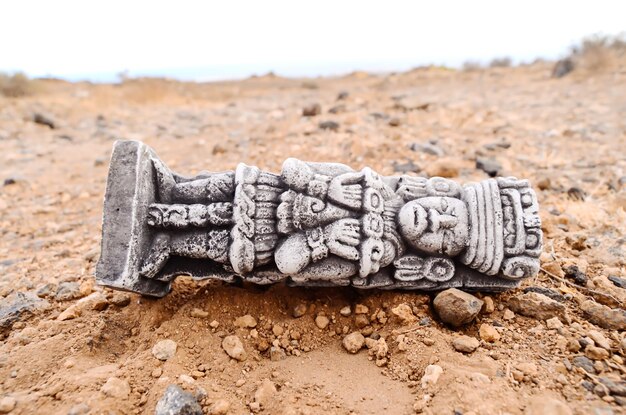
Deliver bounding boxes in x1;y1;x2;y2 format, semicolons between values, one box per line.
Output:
95;141;543;297
55;282;82;301
155;384;202;415
572;356;596;374
0;292;50;334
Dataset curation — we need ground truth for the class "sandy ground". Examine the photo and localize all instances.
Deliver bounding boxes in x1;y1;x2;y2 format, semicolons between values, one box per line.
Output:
0;63;625;415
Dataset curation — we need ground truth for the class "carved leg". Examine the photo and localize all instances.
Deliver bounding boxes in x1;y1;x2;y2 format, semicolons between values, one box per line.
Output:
139;233;172;280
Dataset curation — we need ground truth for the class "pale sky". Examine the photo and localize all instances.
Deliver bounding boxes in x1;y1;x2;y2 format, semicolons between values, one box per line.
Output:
1;0;624;81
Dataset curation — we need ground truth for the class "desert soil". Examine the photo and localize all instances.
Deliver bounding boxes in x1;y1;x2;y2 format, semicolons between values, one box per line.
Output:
0;63;625;415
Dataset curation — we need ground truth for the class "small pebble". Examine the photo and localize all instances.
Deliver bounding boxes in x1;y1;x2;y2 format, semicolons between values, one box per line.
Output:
315;315;329;329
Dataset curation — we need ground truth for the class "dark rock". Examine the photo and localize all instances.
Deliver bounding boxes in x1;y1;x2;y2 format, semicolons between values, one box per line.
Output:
369;112;388;120
616;396;626;407
581;380;595;391
599;377;626;396
388;118;401;127
476;157;502;177
579;337;594;349
155;384;202;415
433;288;484;327
484;140;511;151
523;287;566;302
564;265;588;285
594;384;609;397
608;275;626;289
32;112;56;129
409;142;444;157
567;187;585;201
508;292;568;322
419;317;431;326
336;91;349;100
302;104;321;117
572;356;596;374
55;282;82;301
552;58;575;78
392;160;420;174
0;292;50;333
328;105;346;114
318;121;339;131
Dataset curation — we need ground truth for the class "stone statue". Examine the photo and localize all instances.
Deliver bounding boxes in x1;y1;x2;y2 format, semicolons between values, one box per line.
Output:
96;141;542;297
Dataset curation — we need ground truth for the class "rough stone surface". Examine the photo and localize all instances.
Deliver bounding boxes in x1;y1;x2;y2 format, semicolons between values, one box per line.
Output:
342;332;365;353
452;335;480;353
508;292;568;322
572;356;596;374
152;339;177;361
155;384;202;415
0;292;50;333
433;289;484;327
222;335;247;361
95;141;542;297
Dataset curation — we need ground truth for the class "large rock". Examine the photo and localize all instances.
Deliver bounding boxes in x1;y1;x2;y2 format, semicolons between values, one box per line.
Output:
508;292;568;322
155;384;202;415
0;292;50;334
433;288;483;327
580;300;626;330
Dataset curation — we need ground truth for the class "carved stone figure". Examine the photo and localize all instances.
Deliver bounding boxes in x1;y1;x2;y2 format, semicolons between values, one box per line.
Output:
96;141;543;297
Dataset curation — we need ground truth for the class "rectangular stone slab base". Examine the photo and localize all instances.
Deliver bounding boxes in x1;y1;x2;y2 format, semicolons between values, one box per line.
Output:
95;141;172;297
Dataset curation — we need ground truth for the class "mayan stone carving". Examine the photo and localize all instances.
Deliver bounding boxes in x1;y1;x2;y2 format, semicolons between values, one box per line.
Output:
95;141;543;297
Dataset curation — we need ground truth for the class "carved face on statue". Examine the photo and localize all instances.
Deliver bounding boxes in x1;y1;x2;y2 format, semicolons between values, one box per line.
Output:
398;197;469;256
